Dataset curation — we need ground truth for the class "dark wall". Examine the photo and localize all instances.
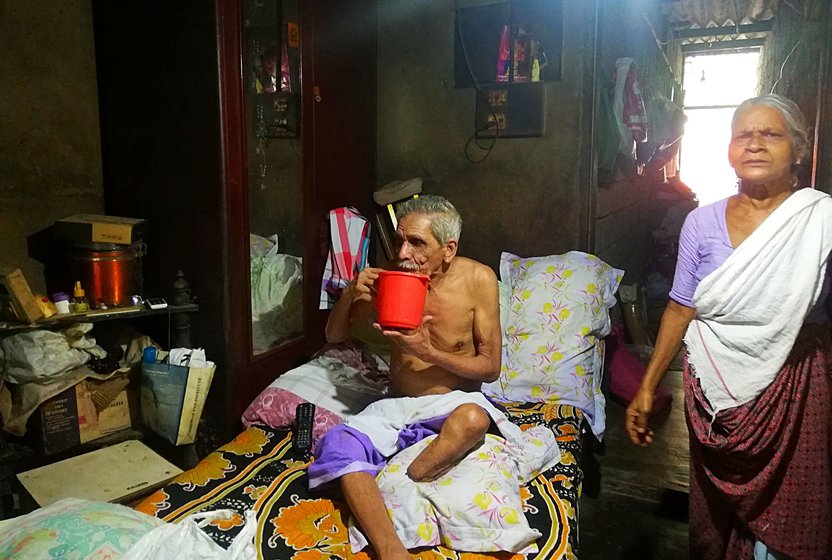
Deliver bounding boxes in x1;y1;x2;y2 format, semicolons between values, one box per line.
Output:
0;0;104;293
376;0;599;271
93;1;229;379
758;1;832;192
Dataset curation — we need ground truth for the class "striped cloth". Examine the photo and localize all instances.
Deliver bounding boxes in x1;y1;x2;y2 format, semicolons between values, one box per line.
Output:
319;207;371;309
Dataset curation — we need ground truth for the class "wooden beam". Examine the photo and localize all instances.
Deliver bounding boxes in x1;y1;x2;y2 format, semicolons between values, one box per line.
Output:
674;21;773;39
682;38;765;54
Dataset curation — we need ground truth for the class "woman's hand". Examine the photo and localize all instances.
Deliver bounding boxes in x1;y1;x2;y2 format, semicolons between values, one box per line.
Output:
624;301;695;447
376;315;435;363
625;387;656;446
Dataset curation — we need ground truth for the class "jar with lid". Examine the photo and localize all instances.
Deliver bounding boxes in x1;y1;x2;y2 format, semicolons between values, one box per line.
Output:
52;292;71;315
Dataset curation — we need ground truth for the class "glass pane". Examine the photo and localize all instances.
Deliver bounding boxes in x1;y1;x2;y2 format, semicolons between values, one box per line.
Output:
680;51;760;205
244;0;304;355
683;52;760;107
680;107;738;205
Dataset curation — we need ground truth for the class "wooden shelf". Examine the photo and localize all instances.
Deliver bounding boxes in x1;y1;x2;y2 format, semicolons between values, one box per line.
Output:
0;304;199;335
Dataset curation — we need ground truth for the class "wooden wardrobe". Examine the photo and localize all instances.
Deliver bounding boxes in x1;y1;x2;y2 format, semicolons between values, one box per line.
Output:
92;0;377;443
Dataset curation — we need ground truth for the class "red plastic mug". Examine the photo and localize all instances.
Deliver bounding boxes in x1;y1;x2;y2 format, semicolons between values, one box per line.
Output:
374;270;430;330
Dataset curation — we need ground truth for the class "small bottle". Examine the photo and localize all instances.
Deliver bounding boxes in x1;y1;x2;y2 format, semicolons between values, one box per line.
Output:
142;345;157;364
70;281;89;313
495;25;511;83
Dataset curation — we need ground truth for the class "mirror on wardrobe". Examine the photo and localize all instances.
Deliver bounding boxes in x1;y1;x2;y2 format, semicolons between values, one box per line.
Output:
244;0;304;356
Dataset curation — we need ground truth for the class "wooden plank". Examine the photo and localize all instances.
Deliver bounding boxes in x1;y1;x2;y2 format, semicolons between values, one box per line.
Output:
674;21;773;39
682;38;765;53
16;440;182;507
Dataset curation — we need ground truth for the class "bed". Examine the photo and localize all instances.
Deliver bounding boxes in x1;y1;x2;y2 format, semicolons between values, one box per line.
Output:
136;251;622;560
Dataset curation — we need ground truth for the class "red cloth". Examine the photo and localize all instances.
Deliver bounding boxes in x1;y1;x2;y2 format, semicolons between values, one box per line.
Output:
606;323;672;415
685;324;832;560
612;58;648;143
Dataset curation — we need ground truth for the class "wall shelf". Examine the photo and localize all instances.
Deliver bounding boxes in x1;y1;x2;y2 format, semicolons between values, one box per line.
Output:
0;304;199;335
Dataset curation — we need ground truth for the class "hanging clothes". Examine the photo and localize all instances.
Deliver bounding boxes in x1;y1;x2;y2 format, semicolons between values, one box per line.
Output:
319;207;371;310
612;57;648;160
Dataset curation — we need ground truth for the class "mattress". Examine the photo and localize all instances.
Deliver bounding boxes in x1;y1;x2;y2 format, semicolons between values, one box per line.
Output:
136;402;584;559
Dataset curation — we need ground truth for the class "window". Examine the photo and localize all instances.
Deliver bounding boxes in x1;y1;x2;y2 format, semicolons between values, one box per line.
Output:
680;51;760;205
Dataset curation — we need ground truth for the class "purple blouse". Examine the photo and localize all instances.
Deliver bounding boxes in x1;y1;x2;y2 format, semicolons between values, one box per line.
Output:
669;196;829;323
669;198;733;307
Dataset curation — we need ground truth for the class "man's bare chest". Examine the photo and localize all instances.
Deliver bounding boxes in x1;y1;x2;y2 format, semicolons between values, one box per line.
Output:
423;292;475;351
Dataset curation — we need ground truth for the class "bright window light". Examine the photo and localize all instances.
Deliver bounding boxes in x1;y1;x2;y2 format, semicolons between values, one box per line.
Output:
680;51;760;205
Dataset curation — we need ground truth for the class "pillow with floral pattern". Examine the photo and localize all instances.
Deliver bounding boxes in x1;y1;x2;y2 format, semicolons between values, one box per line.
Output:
0;498;162;560
483;251;623;438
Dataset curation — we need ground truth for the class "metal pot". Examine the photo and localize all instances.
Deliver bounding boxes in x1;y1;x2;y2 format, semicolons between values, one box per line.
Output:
68;242;145;309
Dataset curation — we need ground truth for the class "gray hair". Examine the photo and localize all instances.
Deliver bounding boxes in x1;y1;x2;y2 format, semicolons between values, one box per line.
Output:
396;194;462;245
732;94;811;164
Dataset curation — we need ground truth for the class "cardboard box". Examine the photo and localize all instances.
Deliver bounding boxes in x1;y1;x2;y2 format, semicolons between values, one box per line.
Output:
141;362;215;446
0;268;44;324
32;377;134;455
54;214;148;246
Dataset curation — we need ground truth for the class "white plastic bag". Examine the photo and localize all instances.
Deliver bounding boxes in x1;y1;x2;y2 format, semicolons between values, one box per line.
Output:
122;509;257;560
1;328;92;383
250;252;303;352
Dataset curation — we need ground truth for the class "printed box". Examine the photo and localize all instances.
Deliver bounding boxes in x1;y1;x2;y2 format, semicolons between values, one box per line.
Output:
55;214;148;245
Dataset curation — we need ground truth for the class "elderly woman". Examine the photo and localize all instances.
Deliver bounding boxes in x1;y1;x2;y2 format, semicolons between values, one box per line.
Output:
626;94;832;560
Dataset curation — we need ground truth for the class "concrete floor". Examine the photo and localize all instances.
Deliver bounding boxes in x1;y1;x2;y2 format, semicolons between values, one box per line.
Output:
579;366;690;559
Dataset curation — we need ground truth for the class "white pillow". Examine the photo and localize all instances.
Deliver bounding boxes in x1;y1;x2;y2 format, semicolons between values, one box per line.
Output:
484;251;623;438
241;343;390;445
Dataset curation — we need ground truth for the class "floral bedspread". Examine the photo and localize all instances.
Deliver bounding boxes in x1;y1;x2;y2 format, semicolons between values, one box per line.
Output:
136;402;584;560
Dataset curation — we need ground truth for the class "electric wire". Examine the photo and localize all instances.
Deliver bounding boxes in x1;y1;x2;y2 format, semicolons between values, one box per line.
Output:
770;38;802;94
455;13;499;164
781;0;804;15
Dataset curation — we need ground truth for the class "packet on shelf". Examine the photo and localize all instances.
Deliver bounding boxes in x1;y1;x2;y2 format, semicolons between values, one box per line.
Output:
34;295;58;319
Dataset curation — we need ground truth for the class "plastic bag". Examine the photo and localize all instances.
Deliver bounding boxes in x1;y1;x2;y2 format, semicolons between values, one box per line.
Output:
251;252;303;352
122;509;257;560
0;327;96;384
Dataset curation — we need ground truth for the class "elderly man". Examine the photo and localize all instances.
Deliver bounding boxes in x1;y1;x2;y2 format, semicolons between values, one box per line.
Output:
308;195;503;560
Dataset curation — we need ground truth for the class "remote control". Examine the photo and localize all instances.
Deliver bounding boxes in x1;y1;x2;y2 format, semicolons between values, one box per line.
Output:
293;402;316;458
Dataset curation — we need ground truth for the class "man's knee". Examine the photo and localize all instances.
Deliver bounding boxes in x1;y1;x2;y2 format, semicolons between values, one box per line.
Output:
447;403;491;438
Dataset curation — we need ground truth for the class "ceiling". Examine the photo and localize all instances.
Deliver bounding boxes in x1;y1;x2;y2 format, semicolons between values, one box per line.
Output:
660;0;781;52
662;0;779;27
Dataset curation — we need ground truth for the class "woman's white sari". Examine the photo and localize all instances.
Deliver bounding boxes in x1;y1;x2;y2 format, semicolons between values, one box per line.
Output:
686;188;832;413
